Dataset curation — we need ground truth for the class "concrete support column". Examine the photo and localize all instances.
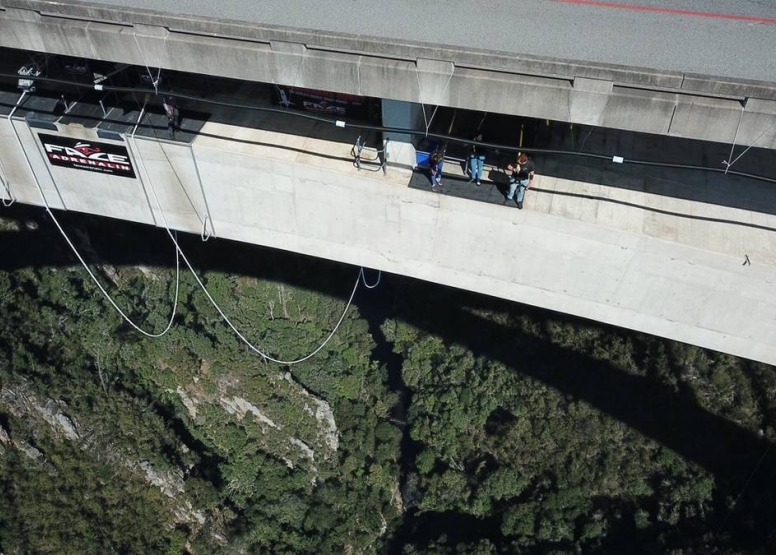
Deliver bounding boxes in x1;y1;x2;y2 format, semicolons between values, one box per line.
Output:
569;77;613;126
382;99;424;171
738;98;776;150
270;41;308;87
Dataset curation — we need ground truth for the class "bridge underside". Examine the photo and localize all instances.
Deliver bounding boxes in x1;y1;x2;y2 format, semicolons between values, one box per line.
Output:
1;1;776;152
0;51;775;366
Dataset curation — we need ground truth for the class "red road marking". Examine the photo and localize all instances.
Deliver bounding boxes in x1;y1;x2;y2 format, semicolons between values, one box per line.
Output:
554;0;776;25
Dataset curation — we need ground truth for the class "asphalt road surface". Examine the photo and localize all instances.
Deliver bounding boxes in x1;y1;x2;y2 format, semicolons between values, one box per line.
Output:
63;0;776;82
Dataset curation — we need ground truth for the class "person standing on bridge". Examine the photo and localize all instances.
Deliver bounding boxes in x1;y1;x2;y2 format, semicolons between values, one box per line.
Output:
162;96;180;139
505;153;535;209
429;146;446;190
468;134;485;186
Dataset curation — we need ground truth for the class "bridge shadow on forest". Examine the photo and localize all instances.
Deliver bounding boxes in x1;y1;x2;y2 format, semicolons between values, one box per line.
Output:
1;205;775;552
390;289;776;553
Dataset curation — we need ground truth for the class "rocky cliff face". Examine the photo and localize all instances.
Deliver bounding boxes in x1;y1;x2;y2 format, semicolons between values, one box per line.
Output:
0;380;210;534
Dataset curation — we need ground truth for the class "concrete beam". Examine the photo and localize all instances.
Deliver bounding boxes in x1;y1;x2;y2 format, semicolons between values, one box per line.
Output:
1;0;690;91
669;96;743;143
1;4;775;149
602;87;676;135
269;41;308;88
299;49;362;96
682;73;776;102
357;57;418;103
737;98;776;151
162;32;273;84
127;24;171;80
415;59;455;107
569;77;614;126
448;68;572;122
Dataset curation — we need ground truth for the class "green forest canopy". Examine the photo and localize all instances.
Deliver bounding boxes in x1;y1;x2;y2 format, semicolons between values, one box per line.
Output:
0;209;774;554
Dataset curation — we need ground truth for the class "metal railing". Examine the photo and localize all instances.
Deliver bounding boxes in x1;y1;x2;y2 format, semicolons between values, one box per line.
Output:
353;133;389;174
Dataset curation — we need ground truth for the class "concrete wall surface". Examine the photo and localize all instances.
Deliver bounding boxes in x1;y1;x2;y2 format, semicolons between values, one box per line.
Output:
1;116;775;366
2;4;776;150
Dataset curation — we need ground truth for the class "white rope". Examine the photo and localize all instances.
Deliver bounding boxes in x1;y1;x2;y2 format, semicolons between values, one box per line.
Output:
578;127;595;153
31;179;181;338
131;99;147;137
414;62;455;136
132;28;170;94
427;69;454;133
14;92;180;335
414;67;430;136
130;133;379;365
723;120;776;172
360;267;381;289
723;106;745;175
132;32;156;93
0;133;15;206
715;440;773;535
7;96;179;336
0;166;12;207
156;30;170;87
0;92;29;207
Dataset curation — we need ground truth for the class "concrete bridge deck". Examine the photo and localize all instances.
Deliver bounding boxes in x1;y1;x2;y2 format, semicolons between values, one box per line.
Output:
2;0;776;151
66;0;776;83
1;83;775;365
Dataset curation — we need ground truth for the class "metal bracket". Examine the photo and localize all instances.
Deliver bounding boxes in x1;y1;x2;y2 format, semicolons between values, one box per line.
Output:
98;91;118;118
60;94;75;114
353;134;389;174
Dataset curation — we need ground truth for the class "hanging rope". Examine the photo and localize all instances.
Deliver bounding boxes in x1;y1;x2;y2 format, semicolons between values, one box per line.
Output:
132;28;170;94
715;440;773;535
0;138;15;206
15;48;381;365
723;120;776;173
722;106;745;175
414;62;455;136
360;267;381;289
30;170;181;338
129;130;380;365
0;165;13;207
414;67;430;136
131;98;148;137
0;92;30;207
4;91;179;336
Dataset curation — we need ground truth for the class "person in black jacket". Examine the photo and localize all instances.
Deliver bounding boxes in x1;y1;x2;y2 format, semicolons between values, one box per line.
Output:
162;97;180;139
505;153;535;209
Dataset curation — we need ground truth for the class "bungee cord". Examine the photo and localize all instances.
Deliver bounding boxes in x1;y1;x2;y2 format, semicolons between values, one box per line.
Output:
126;62;381;365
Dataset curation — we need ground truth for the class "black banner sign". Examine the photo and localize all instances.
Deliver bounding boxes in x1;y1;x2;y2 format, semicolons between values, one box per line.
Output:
273;85;368;119
38;133;136;178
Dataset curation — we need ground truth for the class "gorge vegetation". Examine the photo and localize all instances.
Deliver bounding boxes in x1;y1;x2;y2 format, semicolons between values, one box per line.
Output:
0;207;774;554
